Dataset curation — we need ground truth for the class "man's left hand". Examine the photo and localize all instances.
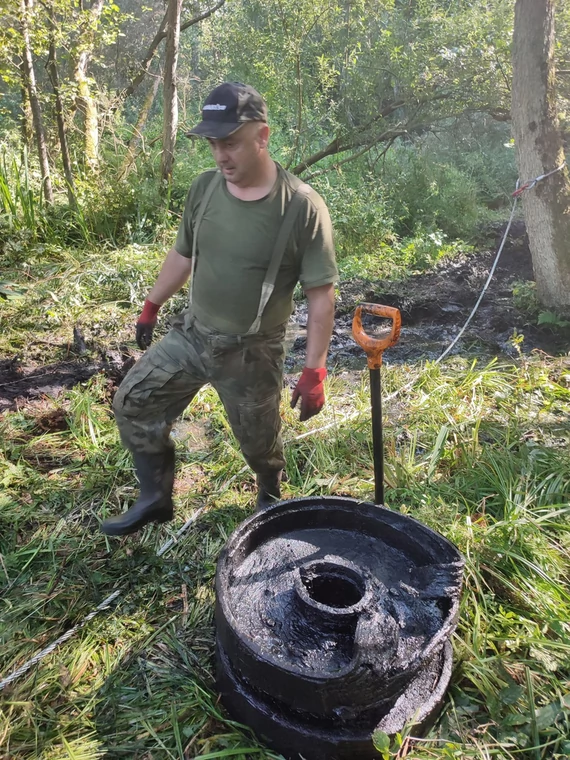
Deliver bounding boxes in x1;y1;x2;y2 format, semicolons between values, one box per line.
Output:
291;367;327;421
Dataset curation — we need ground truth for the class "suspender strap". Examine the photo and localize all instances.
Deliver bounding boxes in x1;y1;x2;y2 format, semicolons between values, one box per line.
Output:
188;171;221;306
246;182;311;335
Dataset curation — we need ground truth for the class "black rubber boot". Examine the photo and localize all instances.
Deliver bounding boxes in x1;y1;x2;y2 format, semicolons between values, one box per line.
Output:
255;470;282;511
101;447;175;536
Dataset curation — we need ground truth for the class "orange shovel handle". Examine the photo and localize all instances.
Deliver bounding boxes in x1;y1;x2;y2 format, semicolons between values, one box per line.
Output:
352;303;402;369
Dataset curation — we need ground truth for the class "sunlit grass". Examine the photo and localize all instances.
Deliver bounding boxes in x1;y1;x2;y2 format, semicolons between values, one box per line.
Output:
1;250;570;758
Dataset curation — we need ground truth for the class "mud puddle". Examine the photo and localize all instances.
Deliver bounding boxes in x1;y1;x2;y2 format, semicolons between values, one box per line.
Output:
286;221;570;371
0;350;135;412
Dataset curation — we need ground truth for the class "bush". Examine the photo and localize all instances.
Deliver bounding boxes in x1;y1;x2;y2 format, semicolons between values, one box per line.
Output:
0;120;515;260
312;173;395;260
379;144;483;240
312;162;474;281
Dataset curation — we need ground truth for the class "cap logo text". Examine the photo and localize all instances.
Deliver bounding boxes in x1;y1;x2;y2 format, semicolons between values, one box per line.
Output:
203;104;227;110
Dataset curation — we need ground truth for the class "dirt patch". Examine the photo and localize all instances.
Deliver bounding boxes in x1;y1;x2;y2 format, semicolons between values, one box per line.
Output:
0;350;136;412
34;408;69;433
172;419;210;452
286;221;570;369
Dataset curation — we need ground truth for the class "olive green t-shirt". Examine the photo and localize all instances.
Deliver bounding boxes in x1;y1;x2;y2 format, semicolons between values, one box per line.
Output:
174;164;337;334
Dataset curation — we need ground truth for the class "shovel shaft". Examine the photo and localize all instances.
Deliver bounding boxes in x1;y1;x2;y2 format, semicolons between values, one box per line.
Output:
370;367;384;505
352;303;401;505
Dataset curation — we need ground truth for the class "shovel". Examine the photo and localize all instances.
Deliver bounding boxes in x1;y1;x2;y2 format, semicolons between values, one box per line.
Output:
352;303;402;505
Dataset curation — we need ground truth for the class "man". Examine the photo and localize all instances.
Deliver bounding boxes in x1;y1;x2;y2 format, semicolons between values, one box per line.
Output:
101;82;337;537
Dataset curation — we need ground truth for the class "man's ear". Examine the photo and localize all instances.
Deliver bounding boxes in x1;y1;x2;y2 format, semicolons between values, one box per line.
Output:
258;123;270;149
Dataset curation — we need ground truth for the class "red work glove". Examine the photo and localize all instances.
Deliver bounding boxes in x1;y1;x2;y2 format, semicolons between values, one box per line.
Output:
136;299;160;350
291;367;327;422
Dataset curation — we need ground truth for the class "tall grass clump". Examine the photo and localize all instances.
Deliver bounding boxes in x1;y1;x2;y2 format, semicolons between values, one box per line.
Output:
0;147;42;240
0;136;215;252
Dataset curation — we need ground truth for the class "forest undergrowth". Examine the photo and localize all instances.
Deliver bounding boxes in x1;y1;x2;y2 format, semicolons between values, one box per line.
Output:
2;0;570;754
1;237;570;760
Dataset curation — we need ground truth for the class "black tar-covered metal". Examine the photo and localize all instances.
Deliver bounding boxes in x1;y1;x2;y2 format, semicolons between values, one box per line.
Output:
215;496;464;760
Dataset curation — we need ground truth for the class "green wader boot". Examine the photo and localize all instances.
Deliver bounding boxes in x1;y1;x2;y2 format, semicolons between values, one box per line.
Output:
101;447;175;536
256;470;282;511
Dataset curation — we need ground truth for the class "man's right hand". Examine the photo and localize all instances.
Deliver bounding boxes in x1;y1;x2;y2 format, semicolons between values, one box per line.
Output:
136;299;161;350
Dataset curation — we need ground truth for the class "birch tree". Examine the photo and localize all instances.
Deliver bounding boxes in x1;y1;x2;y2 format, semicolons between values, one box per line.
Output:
19;0;54;204
46;3;75;205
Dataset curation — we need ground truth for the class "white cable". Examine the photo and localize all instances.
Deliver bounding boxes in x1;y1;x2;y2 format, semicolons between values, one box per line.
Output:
514;161;566;196
434;193;519;364
0;590;121;691
0;503;207;691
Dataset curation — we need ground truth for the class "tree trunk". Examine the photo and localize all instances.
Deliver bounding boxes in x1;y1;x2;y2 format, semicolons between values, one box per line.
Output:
160;0;183;186
75;56;99;170
74;0;105;171
512;0;570;310
115;0;225;108
19;61;34;152
19;0;54;204
119;73;161;180
116;10;168;106
47;29;76;206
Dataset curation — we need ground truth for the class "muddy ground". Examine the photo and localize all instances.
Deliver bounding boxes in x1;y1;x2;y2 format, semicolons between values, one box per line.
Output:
1;222;569;412
305;221;570;370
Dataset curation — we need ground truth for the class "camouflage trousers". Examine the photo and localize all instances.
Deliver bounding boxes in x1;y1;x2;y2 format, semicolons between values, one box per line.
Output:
113;309;286;475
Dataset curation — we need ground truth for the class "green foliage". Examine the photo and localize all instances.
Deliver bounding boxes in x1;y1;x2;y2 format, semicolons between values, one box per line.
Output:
371;729;391;758
537;311;570;329
58;173;171;247
309;161;474;281
438;117;519;209
313;173;393;258
0;147;41;238
512;280;541;319
0;0;524;257
380;144;487;240
0;280;26;300
511;283;570;331
337;229;470;281
0;139;209;250
203;0;514;170
396;228;469;272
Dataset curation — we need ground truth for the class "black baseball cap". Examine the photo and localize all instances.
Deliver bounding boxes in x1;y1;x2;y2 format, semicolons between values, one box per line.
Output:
186;82;268;139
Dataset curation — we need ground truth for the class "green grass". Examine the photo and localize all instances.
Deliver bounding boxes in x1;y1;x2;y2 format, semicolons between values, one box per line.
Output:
1;245;570;759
